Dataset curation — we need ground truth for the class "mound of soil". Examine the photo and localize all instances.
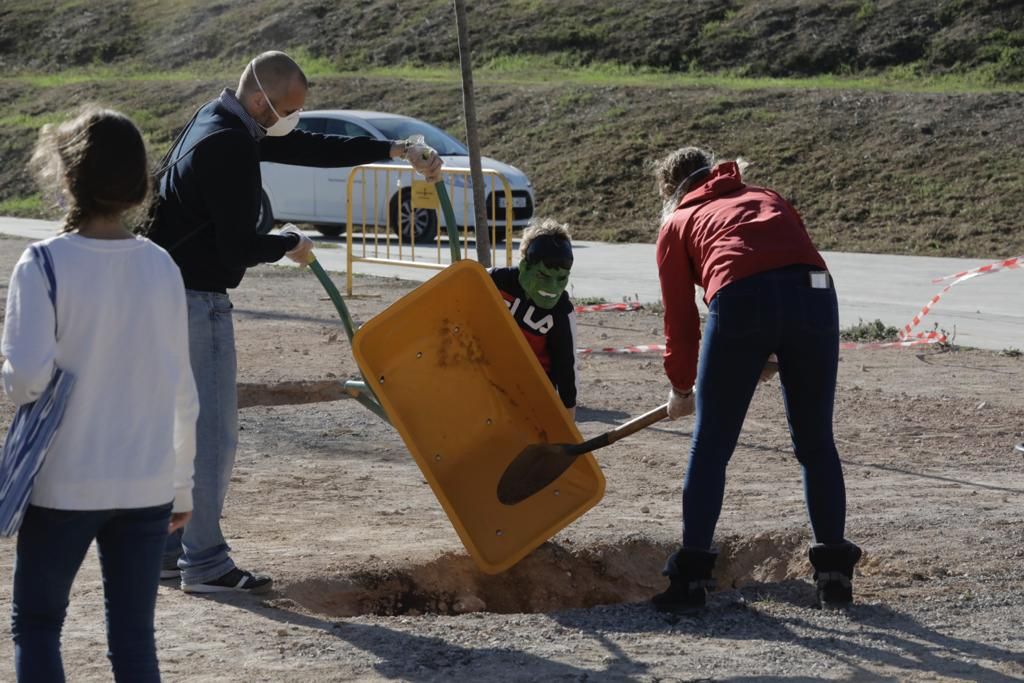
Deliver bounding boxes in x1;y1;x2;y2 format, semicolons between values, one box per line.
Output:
284;531;812;617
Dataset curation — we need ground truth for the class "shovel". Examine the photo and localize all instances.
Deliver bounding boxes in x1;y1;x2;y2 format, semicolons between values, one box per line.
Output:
496;403;670;505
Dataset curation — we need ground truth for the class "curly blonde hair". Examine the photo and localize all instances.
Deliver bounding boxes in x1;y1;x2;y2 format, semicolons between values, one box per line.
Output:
30;106;150;232
652;146;715;201
519;218;572;261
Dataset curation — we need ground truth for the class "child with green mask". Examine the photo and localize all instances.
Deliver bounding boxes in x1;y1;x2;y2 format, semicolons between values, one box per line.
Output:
489;219;578;419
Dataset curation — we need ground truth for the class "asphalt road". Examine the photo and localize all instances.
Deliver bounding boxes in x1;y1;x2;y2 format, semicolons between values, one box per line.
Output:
1;217;1019;351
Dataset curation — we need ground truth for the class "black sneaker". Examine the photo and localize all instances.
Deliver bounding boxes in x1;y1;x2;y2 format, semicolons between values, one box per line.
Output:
160;559;181;581
182;568;273;594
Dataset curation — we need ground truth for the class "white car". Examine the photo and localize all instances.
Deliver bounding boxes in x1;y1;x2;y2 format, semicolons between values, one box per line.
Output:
259;110;535;242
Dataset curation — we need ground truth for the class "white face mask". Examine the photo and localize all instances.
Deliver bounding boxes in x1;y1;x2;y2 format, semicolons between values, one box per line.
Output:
251;60;301;137
265;109;300;137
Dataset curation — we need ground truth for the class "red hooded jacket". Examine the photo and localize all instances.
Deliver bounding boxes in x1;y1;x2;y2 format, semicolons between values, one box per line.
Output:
656;161;827;390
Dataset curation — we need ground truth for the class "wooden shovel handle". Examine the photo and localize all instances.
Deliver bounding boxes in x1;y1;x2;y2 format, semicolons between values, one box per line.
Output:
573;403;670;454
606;403;670;444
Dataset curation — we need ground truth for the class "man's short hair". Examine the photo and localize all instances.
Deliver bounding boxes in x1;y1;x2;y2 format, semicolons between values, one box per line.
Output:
242;51;307;99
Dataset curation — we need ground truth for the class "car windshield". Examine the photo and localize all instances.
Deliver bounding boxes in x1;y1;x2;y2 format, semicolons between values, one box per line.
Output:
366;118;468;156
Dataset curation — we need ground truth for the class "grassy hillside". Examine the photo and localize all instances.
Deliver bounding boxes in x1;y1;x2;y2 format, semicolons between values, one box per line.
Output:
3;0;1023;83
0;0;1022;257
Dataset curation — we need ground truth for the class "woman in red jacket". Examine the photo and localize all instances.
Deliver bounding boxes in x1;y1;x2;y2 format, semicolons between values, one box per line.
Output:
652;146;861;611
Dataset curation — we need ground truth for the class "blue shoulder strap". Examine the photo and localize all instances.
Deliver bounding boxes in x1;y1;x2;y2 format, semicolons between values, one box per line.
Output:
27;244;57;331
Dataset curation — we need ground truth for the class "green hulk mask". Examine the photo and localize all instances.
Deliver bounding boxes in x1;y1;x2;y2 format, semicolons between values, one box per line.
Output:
518;259;571;309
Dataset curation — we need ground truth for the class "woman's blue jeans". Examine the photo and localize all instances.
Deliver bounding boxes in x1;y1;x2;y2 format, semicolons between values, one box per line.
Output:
11;502;172;682
682;265;848;549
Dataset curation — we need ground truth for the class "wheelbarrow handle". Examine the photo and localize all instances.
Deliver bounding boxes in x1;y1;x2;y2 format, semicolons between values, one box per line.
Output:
308;257;389;423
434;180;461;263
310;258;356;344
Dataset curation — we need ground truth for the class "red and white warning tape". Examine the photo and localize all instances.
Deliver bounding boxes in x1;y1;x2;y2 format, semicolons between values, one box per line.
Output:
580;254;1024;355
901;253;1022;339
841;331;947;350
577;344;665;355
931;255;1021;284
574;302;643;313
580;333;947;355
576;254;1019;350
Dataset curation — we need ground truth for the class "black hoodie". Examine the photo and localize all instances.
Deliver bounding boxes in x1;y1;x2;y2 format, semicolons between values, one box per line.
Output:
149;96;392;292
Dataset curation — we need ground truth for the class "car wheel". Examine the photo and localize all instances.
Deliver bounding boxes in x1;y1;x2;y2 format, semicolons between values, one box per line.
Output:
255;190;274;235
389;190;438;244
315;224;344;238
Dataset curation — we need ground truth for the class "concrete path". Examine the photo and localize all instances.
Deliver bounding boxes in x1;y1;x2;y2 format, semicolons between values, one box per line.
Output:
1;217;1019;351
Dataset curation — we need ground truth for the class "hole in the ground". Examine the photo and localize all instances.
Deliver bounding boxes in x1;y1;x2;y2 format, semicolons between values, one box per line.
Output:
237;380;351;408
284;531;811;617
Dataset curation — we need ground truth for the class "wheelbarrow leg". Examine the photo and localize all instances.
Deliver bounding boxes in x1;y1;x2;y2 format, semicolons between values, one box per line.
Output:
344;381;390;423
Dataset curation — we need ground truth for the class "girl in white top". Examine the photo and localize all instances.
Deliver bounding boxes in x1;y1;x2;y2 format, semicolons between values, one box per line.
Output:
3;107;198;682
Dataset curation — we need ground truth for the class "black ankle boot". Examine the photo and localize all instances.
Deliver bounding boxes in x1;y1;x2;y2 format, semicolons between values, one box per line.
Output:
651;548;718;612
808;541;863;608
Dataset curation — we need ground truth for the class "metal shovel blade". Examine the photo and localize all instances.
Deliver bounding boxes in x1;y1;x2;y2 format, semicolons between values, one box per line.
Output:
496;442;582;506
496;403;670;506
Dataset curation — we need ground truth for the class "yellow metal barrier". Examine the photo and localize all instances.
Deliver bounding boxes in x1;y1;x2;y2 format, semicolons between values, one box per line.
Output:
344;165;517;295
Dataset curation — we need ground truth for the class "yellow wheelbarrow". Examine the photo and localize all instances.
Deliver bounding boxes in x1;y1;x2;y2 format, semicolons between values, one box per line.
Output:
308;181;604;574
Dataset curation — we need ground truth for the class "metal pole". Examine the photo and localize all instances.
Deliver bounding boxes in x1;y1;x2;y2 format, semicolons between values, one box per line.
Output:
453;0;491;267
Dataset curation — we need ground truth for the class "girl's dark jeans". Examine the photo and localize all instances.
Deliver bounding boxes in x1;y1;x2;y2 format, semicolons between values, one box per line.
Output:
11;502;172;682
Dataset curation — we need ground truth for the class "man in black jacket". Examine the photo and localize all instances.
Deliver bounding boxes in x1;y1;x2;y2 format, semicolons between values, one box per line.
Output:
150;51;442;594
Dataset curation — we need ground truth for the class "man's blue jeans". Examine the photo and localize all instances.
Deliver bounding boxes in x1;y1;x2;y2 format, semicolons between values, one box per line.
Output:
682;265;848;550
164;290;238;585
12;502;172;682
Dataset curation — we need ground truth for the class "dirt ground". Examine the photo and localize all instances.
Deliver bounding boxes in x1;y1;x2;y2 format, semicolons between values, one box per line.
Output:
0;234;1022;682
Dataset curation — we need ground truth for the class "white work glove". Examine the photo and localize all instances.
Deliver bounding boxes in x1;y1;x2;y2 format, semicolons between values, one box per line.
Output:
760;353;779;383
667;386;695;420
279;224;315;266
399;136;443;183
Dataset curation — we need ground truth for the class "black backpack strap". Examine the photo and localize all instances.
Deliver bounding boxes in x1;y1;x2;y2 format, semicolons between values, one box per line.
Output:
142;106;234;250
